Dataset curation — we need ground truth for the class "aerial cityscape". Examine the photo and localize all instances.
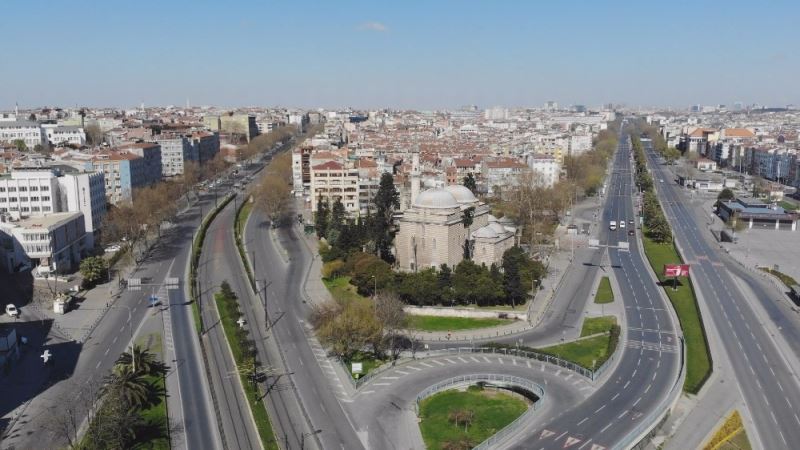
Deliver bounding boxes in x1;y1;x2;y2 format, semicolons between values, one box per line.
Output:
2;1;800;450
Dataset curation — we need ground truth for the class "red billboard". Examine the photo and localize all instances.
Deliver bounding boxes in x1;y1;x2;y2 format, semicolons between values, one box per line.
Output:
664;264;690;277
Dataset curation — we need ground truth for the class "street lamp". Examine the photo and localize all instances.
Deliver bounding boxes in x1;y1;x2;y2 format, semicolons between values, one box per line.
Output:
301;429;322;449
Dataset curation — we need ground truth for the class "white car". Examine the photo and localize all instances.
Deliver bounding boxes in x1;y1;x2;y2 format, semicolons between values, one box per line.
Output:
620;221;626;229
6;304;19;317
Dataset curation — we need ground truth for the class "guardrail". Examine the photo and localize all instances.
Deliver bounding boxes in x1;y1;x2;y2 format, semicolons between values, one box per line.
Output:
336;344;613;391
413;373;545;450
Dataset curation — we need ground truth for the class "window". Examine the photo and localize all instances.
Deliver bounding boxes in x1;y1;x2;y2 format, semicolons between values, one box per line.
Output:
8;197;16;202
41;186;49;191
21;206;29;212
0;187;5;192
30;196;38;202
41;196;49;201
30;186;38;191
18;186;27;192
8;187;16;192
31;206;40;212
43;206;51;212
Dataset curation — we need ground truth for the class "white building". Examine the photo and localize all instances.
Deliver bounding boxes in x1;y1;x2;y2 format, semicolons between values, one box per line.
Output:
309;160;360;216
0;120;45;149
526;155;561;187
0;167;105;249
42;124;86;147
568;134;592;156
0;211;86;274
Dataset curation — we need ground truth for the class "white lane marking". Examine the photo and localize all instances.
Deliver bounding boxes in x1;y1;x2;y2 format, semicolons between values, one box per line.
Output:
618;410;629;419
95;361;101;369
420;362;434;368
432;360;446;366
623;380;630;389
395;370;409;375
373;382;392;386
483;356;491;363
577;417;588;426
595;405;606;413
380;376;399;380
445;358;457;364
407;365;422;371
611;393;620;400
633;397;641;407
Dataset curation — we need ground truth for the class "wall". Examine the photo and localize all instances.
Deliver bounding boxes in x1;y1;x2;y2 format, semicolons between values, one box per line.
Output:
404;305;527;321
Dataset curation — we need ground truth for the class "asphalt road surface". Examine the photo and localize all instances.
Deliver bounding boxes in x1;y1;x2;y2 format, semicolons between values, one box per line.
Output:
646;141;800;449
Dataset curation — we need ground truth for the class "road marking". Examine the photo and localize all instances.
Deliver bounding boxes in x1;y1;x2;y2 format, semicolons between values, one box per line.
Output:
652;371;657;381
580;385;592;391
420;361;434;368
600;422;613;433
577;417;588;426
644;384;651;393
770;410;778;425
373;382;391;386
564;436;582;448
633;397;641;407
95;361;101;369
631;369;637;378
618;410;629;419
623;380;630;389
430;359;445;366
498;358;504;365
539;429;556;439
380;376;399;380
578;439;593;450
595;405;606;413
337;397;354;403
611;393;620;400
555;431;568;441
527;360;531;368
104;348;110;355
360;390;375;394
407;365;422;371
457;357;468;363
395;370;409;375
468;356;479;363
445;358;457;364
483;356;491;363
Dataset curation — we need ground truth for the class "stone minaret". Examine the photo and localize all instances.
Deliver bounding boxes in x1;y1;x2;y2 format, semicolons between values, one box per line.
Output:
411;147;421;206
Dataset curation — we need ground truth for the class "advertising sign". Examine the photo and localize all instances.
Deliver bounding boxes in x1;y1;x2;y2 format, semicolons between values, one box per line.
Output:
663;264;690;277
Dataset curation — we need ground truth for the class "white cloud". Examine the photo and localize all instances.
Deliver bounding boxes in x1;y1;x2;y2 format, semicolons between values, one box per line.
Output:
357;21;388;32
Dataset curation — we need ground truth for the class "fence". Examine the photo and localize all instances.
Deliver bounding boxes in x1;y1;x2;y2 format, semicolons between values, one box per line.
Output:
413;373;545;450
336;344;612;392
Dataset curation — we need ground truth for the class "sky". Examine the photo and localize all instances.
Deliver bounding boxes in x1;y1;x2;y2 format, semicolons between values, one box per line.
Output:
2;0;799;110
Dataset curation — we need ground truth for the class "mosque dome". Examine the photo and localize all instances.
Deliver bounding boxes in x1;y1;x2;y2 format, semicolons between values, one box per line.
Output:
443;184;478;204
414;189;459;209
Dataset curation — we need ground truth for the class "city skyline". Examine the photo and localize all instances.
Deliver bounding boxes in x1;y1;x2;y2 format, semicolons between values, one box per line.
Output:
4;0;800;110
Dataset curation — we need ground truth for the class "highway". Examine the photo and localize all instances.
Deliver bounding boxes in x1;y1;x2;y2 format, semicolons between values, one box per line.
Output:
1;184;224;449
645;140;800;449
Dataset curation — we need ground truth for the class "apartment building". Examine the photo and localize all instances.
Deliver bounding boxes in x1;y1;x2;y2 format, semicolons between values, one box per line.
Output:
0;120;46;149
526;154;561;187
89;150;159;204
192;131;220;163
156;135;197;177
0;211;86;273
42;124;86;147
310;160;360;216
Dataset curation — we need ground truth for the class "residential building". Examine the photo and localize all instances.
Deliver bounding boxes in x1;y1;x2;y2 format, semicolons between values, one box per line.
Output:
156;135;196;177
0;211;86;273
118;143;162;181
42;124;86;147
204;114;258;142
192;131;220;163
89;150;159;204
309;160;360;216
526;154;560;187
0;121;45;149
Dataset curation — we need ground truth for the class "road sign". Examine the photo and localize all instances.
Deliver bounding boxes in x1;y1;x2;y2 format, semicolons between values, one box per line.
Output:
352;362;363;374
664;264;690;277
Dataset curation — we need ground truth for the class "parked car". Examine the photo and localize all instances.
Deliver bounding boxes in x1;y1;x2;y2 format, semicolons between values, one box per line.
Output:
5;304;19;317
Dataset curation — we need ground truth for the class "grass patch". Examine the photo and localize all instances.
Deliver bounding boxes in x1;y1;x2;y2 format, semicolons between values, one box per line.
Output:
133;374;170;450
234;198;255;291
418;387;528;450
538;333;614;371
759;267;798;288
214;284;278;449
703;410;751;450
594;277;614;304
778;200;797;212
642;233;712;394
405;315;512;332
344;350;385;380
323;276;370;305
581;316;616;337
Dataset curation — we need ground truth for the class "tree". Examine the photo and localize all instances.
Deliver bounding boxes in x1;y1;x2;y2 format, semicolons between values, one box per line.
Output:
502;247;526;307
102;370;152;411
311;299;382;360
85;123;104;146
372;172;400;262
80;256;109;287
664;147;681;165
462;173;477;194
12;139;26;151
327;197;346;240
395;269;441;306
717;188;735;202
114;345;167;377
374;292;406;359
315;198;329;239
253;173;291;223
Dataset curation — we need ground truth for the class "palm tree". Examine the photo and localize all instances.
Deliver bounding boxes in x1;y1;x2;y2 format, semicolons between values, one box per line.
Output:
102;370;151;411
114;345;167;377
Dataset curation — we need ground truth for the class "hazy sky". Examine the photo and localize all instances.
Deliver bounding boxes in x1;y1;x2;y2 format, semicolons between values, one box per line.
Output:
3;0;799;110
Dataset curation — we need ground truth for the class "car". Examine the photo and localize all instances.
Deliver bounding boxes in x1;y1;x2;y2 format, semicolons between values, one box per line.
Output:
620;221;626;229
660;179;664;183
628;229;635;236
6;304;19;317
628;220;634;225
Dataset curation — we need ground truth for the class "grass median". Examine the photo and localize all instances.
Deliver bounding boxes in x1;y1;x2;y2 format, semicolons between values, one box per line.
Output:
642;233;712;394
759;267;798;288
581;316;616;337
418;385;528;450
594;277;614;304
234;198;255;290
214;282;279;450
405;315;512;332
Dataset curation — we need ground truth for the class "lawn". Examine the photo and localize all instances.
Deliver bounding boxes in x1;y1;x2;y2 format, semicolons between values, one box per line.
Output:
323;276;370;305
405;315;512;332
642;233;712;394
581;316;617;337
759;267;799;288
132;333;169;450
594;277;614;304
703;410;751;450
215;287;279;449
344;350;385;380
538;334;614;371
418;386;528;450
778;200;797;212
